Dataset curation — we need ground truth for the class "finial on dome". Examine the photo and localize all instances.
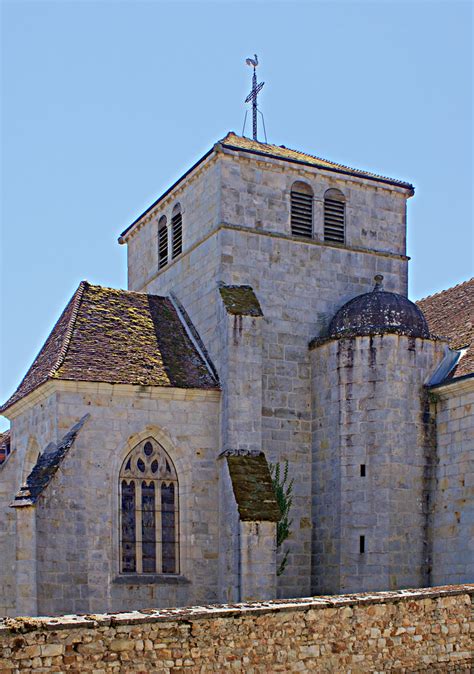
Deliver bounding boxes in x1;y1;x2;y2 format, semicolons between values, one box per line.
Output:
373;275;384;291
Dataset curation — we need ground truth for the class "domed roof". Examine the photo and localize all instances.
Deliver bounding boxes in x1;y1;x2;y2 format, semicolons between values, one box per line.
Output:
327;276;430;340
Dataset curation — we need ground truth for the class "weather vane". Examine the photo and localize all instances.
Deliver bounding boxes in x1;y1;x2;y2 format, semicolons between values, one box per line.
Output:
244;54;265;141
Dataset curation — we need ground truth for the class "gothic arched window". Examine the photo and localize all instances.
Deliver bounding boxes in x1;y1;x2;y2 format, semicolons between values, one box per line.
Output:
120;438;179;575
158;215;168;269
324;188;346;244
290;181;313;238
171;204;182;259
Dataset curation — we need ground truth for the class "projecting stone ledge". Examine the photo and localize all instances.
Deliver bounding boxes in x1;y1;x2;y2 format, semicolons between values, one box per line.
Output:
218;285;263;317
222;450;281;522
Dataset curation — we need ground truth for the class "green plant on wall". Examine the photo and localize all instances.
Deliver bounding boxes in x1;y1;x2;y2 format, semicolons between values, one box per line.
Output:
269;460;294;576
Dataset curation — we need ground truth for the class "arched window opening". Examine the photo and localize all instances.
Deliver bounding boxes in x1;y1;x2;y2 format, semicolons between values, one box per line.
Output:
119;438;179;574
158;216;168;269
171;204;182;259
324;188;346;244
290;181;313;238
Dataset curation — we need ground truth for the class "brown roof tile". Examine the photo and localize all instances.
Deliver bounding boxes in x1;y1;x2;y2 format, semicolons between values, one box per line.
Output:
1;283;218;413
0;430;11;465
417;278;474;378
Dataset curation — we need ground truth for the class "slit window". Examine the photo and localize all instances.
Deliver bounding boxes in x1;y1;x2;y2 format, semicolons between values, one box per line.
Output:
360;464;366;477
158;216;168;269
324;188;345;244
290;181;313;238
171;204;182;259
119;438;179;574
359;535;365;554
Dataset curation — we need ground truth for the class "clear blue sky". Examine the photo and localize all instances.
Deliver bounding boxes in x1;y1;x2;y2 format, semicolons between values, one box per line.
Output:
1;0;473;431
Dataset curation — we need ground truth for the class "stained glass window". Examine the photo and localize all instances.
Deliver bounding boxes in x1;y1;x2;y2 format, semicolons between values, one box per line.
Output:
119;439;178;574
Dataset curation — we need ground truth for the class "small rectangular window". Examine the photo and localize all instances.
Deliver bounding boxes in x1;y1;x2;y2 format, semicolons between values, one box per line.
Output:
360;464;366;477
359;535;365;554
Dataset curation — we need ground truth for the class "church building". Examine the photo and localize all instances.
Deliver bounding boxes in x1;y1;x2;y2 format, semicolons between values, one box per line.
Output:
0;132;472;617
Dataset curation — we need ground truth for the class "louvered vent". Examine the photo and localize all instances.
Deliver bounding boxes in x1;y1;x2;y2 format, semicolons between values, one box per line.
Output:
158;219;168;268
171;211;182;259
324;198;345;243
291;190;313;238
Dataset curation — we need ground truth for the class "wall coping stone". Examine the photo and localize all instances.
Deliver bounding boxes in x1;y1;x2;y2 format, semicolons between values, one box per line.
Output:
1;584;472;634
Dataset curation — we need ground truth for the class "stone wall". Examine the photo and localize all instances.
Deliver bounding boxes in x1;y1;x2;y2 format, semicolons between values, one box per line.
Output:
125;154;221;292
3;382;221;617
0;585;472;672
431;379;474;585
219;149;409;255
126;143;412;600
310;334;445;595
0;387;59;616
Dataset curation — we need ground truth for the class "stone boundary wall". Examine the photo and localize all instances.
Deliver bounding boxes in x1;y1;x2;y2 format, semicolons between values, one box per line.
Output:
0;585;472;672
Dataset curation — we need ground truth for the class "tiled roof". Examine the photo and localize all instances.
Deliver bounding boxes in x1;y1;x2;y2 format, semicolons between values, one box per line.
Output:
1;282;218;413
220;133;414;191
12;415;89;507
0;430;11;465
417;278;474;378
226;451;281;522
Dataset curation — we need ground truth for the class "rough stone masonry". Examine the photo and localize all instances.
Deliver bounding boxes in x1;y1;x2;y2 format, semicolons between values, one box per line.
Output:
0;585;472;673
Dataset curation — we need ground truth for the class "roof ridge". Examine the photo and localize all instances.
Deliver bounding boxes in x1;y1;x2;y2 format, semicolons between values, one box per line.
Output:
221;132;412;188
416;277;474;304
48;281;88;378
84;282;168;299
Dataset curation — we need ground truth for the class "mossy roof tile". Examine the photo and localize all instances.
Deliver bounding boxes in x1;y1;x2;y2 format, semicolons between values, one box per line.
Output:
1;282;218;413
219;285;263;317
0;430;11;465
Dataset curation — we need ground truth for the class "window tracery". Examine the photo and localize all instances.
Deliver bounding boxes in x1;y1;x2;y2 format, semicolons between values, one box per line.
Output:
119;438;178;574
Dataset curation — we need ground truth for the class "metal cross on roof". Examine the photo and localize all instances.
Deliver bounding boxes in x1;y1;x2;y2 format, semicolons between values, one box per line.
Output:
245;54;265;141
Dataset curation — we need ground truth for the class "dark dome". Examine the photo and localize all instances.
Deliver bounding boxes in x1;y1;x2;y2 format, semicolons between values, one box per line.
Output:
328;276;430;340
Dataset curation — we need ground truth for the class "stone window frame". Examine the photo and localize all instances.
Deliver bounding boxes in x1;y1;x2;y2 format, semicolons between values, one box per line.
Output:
158;215;168;269
118;436;180;577
323;187;346;244
171;203;183;260
155;202;184;273
290;180;314;239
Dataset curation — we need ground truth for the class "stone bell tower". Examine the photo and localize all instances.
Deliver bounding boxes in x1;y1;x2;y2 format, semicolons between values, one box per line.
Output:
310;276;445;594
